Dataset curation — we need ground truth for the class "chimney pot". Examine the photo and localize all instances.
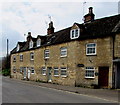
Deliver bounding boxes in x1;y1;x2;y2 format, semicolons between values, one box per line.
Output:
89;7;93;14
47;21;54;35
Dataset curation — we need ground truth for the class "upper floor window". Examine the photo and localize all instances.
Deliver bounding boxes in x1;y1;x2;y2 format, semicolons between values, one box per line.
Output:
13;56;16;62
30;52;34;60
16;44;20;51
42;67;46;75
70;29;80;39
54;67;59;76
86;43;96;55
85;67;95;78
44;49;50;59
61;67;67;77
37;39;41;47
20;54;23;61
60;47;67;57
29;40;33;49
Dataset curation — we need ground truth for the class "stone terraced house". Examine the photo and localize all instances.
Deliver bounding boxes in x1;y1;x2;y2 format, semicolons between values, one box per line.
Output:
11;7;120;89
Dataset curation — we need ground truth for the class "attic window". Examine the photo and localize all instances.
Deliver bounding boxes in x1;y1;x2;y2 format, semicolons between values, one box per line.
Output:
29;40;33;49
37;39;41;47
17;44;20;51
70;29;80;39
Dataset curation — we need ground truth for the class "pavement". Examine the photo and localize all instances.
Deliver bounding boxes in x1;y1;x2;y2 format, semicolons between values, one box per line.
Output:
6;76;120;103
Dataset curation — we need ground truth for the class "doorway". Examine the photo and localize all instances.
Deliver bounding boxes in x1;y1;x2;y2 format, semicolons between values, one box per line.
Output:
98;67;109;88
115;63;120;88
23;67;27;79
47;67;52;82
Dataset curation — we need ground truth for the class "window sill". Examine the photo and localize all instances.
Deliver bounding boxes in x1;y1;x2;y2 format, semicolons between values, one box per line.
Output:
31;73;34;74
86;54;97;56
60;56;67;58
61;75;67;78
42;74;46;76
70;37;79;39
54;75;59;77
85;77;95;79
44;57;49;59
30;59;34;61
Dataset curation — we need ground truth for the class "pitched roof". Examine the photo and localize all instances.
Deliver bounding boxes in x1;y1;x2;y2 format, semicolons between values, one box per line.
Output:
11;14;120;54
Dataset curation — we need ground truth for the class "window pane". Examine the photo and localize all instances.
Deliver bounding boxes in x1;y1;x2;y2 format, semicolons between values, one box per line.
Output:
44;50;49;58
75;29;78;37
42;67;46;75
86;43;96;55
85;67;95;78
72;30;74;38
61;67;67;76
54;67;59;76
61;47;67;57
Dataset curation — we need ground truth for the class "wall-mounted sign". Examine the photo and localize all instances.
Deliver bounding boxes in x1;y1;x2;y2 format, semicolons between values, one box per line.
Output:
77;64;84;67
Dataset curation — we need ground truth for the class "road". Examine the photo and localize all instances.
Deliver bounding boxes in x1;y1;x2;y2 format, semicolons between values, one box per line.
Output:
2;76;118;103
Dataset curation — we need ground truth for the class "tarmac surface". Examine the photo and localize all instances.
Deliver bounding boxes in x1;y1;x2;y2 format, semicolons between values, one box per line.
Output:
3;76;119;103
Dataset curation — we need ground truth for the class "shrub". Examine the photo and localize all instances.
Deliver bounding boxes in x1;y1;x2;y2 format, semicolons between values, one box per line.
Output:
2;69;10;76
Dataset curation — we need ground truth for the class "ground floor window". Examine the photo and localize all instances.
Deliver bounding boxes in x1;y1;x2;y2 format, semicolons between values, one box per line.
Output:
61;67;67;77
42;67;46;75
20;67;23;73
85;67;95;78
54;67;59;76
31;67;34;74
13;66;16;73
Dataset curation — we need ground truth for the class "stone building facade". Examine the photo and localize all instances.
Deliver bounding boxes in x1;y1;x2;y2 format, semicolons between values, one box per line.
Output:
11;7;120;88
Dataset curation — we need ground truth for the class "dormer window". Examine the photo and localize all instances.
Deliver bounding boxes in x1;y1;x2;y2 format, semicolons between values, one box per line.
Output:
29;40;33;49
16;44;20;51
37;39;41;47
70;29;80;39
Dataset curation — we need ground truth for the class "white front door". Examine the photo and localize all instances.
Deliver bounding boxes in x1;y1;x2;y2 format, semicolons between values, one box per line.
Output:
28;69;31;79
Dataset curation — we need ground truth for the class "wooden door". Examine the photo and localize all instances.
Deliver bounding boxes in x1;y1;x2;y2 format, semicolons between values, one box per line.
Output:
98;67;109;88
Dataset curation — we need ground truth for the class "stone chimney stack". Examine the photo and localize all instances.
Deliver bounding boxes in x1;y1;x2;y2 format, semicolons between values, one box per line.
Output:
47;21;54;35
27;32;32;41
84;7;95;23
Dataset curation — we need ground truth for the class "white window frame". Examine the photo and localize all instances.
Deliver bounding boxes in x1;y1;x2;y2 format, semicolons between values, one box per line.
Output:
17;44;20;51
29;40;33;49
31;67;35;74
85;67;95;78
37;38;41;47
70;29;80;39
60;47;67;57
20;54;23;61
61;67;67;77
54;67;59;76
30;52;34;60
42;67;46;75
13;56;16;62
86;43;97;55
44;49;50;59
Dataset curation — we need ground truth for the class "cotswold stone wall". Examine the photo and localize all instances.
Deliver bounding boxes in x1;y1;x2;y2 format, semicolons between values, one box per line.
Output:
75;37;113;88
115;34;120;58
11;36;114;88
11;41;78;86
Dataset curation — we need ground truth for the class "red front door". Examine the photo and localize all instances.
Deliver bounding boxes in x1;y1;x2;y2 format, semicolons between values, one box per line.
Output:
98;67;109;88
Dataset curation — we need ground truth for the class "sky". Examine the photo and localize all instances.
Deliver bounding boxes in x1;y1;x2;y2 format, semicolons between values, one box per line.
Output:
0;0;120;57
